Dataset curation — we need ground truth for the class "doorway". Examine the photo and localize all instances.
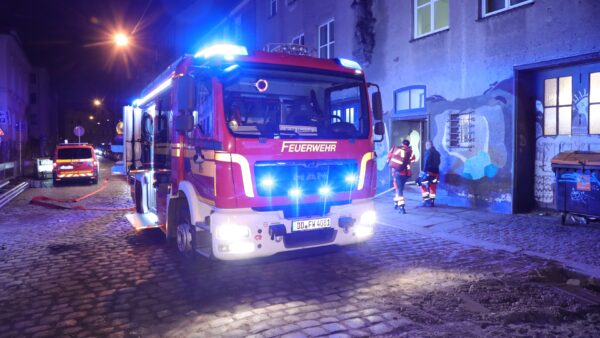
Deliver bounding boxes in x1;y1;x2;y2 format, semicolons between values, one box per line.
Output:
390;118;428;181
515;57;600;211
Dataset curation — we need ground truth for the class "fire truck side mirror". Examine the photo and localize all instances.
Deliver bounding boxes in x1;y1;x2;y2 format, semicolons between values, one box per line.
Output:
372;91;383;121
177;75;196;112
374;121;385;142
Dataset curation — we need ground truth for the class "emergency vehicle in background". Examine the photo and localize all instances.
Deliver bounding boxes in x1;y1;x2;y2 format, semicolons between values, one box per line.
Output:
123;43;385;260
53;143;100;185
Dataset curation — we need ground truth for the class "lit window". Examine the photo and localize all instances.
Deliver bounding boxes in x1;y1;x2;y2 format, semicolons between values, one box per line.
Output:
395;85;426;114
590;72;600;135
270;0;277;17
544;76;572;136
292;34;305;45
318;20;335;58
414;0;449;38
448;111;474;148
482;0;533;17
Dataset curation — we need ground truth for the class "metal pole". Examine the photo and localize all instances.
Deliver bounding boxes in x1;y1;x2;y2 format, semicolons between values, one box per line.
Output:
18;121;22;177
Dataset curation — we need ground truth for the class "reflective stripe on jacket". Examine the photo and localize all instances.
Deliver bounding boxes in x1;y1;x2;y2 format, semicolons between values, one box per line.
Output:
387;145;415;176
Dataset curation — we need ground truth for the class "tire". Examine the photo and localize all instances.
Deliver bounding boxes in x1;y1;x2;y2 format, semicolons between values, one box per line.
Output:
175;199;195;259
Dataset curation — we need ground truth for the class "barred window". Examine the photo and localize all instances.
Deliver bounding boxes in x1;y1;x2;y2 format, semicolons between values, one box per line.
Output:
448;111;474;148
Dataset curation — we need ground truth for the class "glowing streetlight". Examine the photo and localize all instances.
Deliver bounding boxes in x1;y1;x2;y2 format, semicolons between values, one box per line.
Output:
113;33;129;47
93;98;102;107
89;115;94;121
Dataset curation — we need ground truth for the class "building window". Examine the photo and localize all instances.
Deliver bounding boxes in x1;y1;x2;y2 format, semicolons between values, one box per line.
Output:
414;0;449;38
590;72;600;135
394;85;426;114
543;76;572;136
448;111;474;148
292;34;305;45
318;20;334;58
482;0;533;17
270;0;278;17
30;93;37;104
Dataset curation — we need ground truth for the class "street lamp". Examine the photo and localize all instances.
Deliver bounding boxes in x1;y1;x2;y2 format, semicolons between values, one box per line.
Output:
93;98;102;107
113;33;129;47
89;115;94;120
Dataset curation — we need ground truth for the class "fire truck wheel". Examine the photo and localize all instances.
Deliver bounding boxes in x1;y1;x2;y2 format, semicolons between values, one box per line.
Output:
175;204;195;258
177;223;194;255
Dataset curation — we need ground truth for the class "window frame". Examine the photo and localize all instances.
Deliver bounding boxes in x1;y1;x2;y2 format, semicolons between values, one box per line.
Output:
318;19;335;58
589;72;600;135
481;0;534;18
393;85;427;115
543;76;572;136
413;0;449;39
269;0;278;17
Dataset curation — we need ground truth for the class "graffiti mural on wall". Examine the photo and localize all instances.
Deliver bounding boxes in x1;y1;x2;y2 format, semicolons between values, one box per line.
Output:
429;79;514;213
534;90;600;208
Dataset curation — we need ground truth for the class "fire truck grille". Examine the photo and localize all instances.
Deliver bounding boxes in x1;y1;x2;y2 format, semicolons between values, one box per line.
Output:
283;228;337;249
254;160;358;197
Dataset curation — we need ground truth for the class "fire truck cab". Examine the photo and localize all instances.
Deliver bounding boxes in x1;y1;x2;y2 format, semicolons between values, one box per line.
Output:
124;43;384;260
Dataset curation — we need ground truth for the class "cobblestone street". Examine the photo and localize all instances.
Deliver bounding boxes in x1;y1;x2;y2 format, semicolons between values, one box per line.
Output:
1;160;600;337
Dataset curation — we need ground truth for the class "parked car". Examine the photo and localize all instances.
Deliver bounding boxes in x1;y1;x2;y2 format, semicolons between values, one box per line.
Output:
52;143;99;185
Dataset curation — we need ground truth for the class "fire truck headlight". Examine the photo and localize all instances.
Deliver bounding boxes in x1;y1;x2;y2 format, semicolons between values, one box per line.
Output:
215;224;251;241
359;210;377;226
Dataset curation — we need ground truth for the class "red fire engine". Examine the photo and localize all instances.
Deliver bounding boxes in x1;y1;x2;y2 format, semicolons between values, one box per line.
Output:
123;43;384;260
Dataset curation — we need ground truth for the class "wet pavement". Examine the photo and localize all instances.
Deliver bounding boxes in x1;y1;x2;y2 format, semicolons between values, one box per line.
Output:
1;158;599;337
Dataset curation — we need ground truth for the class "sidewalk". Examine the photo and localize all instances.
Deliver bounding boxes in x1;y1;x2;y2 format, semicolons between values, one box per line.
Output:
374;185;600;279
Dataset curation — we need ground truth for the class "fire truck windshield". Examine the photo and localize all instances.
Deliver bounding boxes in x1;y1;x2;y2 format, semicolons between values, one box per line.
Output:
223;68;369;139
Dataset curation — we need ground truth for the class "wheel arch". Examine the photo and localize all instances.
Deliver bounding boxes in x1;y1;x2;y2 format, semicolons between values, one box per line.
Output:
168;180;213;232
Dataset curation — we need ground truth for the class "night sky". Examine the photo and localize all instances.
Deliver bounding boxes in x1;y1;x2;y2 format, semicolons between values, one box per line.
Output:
1;0;237;136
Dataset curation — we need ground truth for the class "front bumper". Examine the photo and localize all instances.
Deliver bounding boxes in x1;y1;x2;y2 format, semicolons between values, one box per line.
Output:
208;199;376;260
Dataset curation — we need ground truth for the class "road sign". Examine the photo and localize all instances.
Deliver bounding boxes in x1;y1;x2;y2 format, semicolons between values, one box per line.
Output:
73;125;85;143
74;125;85;137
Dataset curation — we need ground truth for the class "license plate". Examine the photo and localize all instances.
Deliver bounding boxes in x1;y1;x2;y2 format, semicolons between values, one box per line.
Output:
292;217;331;232
60;165;74;170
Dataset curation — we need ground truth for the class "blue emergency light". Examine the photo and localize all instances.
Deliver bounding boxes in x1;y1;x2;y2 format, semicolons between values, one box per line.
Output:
337;58;362;71
194;44;248;60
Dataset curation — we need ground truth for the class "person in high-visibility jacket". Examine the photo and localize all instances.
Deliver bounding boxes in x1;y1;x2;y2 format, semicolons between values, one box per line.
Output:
387;139;416;214
419;140;441;207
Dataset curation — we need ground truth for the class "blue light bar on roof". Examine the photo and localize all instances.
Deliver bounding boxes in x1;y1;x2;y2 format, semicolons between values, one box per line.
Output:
337;58;362;71
194;44;248;60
